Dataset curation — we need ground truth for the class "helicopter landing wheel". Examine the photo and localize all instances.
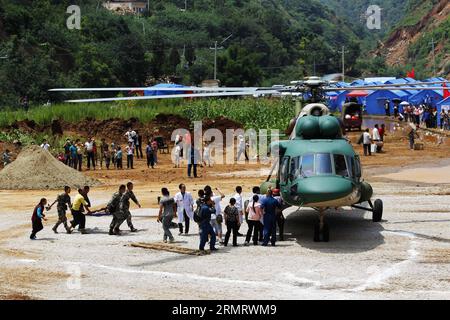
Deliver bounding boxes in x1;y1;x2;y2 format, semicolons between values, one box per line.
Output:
314;210;329;242
372;199;383;222
313;222;330;242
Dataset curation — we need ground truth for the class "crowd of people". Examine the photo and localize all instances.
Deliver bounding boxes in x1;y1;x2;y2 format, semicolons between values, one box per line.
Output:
31;183;286;253
385;99;449;130
43;128;162;172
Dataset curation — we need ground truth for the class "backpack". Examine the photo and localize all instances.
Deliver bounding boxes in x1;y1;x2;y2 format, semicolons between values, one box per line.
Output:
193;205;202;223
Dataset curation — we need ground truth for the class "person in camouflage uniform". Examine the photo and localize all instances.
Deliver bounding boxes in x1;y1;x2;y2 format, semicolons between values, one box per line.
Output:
107;184;126;235
113;182;141;235
48;186;72;234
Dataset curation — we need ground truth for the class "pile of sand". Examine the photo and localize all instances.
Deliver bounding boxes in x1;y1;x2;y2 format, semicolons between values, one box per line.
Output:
0;145;101;190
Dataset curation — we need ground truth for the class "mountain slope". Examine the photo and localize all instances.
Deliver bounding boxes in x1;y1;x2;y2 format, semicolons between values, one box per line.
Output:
0;0;364;105
375;0;450;79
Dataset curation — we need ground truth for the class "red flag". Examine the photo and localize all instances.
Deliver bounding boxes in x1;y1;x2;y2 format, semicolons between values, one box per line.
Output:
406;68;415;79
444;82;450;99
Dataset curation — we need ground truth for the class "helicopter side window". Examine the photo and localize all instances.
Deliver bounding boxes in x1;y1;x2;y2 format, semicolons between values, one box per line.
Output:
334;154;349;177
346;155;355;177
290;156;301;179
315;153;332;175
354;155;362;178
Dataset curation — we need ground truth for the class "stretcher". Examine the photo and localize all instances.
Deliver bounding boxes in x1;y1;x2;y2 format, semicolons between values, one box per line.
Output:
130;242;210;256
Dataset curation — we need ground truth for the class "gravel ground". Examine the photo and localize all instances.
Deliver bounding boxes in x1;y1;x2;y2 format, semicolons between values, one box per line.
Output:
1;180;450;300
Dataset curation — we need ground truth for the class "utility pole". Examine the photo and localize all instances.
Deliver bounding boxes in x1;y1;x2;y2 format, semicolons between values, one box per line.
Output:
210;34;232;80
337;46;349;82
430;37;436;77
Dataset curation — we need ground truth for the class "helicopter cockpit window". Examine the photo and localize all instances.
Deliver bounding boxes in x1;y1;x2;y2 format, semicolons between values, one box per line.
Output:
315;153;333;175
280;156;290;183
301;155;314;177
334;154;349;177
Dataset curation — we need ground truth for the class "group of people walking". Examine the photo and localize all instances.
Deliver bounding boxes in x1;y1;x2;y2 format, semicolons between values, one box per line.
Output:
31;183;141;239
157;184;286;252
31;183;287;253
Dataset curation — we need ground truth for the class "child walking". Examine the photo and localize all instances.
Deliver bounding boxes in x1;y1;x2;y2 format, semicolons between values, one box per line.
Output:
30;198;48;240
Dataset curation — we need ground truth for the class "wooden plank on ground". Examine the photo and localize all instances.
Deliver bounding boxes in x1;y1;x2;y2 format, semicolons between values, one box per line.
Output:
130;242;210;256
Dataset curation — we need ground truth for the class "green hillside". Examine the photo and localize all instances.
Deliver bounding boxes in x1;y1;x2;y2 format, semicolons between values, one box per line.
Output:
0;0;363;106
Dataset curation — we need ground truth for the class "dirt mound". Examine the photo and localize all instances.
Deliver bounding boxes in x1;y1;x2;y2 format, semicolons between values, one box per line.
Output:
0;145;101;190
203;116;243;133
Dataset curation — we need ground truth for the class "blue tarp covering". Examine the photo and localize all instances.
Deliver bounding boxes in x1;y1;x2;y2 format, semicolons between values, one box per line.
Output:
408;90;443;107
365;90;407;115
144;83;189;96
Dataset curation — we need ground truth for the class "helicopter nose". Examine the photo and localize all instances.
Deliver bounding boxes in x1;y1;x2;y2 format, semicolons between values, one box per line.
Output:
293;176;354;205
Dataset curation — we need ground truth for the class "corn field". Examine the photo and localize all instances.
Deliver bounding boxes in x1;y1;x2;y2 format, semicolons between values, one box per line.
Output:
0;98;296;131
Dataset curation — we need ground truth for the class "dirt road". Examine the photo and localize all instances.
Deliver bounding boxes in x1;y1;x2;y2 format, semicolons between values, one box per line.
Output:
1;123;449;300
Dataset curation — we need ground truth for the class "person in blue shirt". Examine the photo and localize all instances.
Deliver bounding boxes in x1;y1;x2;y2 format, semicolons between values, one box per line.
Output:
30;198;48;240
116;147;123;169
69;142;78;169
198;196;217;252
260;189;281;246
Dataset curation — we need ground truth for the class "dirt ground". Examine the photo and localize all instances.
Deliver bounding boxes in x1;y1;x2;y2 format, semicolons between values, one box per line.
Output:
0;118;450;300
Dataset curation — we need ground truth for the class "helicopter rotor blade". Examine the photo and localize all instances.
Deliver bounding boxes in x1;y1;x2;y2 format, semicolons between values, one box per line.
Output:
49;86;276;93
64;90;280;103
324;87;448;91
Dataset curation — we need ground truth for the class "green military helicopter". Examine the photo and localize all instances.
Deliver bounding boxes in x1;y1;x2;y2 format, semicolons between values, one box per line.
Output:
50;76;449;242
260;79;381;242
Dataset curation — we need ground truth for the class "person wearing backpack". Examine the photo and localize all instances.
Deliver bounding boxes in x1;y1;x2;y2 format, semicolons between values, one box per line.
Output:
193;190;205;224
198;196;217;252
223;198;240;247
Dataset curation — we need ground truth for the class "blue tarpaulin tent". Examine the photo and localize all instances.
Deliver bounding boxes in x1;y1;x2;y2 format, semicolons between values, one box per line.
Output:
365;90;409;115
408;90;443;108
144;83;189;96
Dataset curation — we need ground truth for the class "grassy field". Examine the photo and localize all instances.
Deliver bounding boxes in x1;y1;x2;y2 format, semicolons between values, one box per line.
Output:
0;98;296;130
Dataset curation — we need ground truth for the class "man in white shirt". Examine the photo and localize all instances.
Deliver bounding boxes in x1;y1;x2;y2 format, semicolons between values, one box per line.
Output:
40;140;50;151
236;135;248;161
85;138;95;170
362;128;372;156
125;128;136;144
174;183;194;235
233;186;244;236
372;125;381;142
372;124;382;153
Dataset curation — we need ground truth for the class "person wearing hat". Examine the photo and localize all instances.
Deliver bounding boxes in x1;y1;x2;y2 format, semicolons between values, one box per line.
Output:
272;189;285;241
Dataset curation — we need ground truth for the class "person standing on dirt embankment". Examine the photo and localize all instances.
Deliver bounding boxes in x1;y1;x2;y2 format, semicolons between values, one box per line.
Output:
48;186;72;234
30;198;48;240
85;138;96;170
158;188;177;243
107;184;126;236
113;182;141;234
70;187;91;234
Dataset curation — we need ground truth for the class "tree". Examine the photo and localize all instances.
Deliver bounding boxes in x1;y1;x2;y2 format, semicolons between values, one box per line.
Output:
168;48;181;74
